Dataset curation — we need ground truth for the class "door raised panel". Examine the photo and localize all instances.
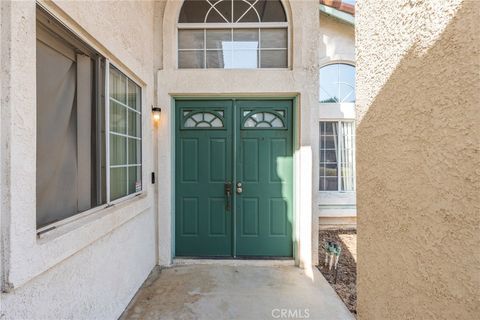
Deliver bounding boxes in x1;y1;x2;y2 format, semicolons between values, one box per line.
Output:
241;197;259;236
242;138;259;182
181;197;199;236
269;198;287;236
209;197;227;236
209;138;227;182
181;138;199;182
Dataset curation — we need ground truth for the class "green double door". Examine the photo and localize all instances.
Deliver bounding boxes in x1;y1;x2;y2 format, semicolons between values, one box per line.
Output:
175;100;293;257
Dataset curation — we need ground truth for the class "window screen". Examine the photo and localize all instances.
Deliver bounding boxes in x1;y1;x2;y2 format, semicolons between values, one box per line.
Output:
36;10;106;228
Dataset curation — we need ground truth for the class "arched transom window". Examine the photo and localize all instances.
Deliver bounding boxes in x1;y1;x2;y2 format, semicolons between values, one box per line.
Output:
178;0;288;69
319;63;356;103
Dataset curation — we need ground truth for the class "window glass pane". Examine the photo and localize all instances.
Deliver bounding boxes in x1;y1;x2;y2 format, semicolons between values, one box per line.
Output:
206;50;230;68
178;29;204;49
206;29;231;49
255;0;287;22
110;167;127;201
320;64;339;103
128;110;141;137
128;139;141;165
261;29;287;48
128;166;142;194
178;50;205;68
234;0;259;22
320;163;338;177
179;0;210;23
110;134;127;165
110;67;126;103
233;29;259;49
338;64;356;102
110;101;127;134
127;79;141;110
260;49;287;68
232;49;258;68
324;177;338;191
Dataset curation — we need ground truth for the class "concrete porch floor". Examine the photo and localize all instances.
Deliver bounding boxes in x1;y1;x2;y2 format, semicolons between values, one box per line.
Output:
120;263;354;320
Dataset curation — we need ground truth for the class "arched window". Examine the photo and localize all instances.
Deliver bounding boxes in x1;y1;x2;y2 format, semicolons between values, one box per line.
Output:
178;0;288;69
319;63;355;103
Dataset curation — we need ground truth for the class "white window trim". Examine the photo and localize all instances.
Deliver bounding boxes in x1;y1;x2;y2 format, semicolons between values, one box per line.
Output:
319;119;356;193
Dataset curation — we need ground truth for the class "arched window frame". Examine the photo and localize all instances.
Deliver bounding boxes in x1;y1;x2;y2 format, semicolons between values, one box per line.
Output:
176;0;290;69
319;61;356;105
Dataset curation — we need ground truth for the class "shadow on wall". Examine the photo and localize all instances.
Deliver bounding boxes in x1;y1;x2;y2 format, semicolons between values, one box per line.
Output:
356;2;480;320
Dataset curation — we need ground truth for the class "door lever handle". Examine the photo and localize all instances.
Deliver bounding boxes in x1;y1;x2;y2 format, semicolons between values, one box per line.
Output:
224;182;232;211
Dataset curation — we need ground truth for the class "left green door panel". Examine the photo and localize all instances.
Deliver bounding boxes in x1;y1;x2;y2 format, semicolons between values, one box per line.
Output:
175;100;233;256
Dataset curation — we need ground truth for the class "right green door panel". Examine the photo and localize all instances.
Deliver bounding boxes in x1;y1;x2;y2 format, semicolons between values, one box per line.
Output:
175;99;293;257
235;100;293;256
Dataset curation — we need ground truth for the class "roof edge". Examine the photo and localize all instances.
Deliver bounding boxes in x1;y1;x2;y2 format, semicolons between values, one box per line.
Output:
320;4;355;26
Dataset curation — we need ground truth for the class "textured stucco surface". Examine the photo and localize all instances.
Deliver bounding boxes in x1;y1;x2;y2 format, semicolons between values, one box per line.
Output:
1;0;157;319
1;211;155;320
356;0;480;319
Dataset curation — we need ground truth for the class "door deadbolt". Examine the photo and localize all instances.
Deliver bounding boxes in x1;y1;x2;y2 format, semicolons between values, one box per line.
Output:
236;182;243;194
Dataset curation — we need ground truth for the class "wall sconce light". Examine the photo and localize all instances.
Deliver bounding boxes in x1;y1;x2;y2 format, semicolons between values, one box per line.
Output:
152;106;161;122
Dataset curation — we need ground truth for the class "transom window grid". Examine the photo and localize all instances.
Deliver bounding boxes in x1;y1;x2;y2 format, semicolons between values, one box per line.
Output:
319;121;355;191
108;65;142;201
178;0;288;69
178;27;288;69
182;109;225;129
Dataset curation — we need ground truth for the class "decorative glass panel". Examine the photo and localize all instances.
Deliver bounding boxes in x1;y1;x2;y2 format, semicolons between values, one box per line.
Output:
243;111;285;128
183;111;224;128
180;0;287;23
320;64;356;103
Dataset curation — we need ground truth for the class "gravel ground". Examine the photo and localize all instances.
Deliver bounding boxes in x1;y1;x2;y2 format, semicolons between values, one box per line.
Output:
317;229;357;315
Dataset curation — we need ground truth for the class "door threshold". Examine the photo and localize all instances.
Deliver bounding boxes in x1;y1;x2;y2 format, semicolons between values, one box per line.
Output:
173;257;295;267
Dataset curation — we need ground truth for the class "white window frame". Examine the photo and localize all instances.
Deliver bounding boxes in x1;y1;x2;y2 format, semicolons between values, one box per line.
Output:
319;62;356;105
105;61;144;205
319;119;356;193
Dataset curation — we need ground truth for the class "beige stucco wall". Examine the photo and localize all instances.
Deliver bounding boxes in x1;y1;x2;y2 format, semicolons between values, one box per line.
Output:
1;1;157;318
356;0;480;319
